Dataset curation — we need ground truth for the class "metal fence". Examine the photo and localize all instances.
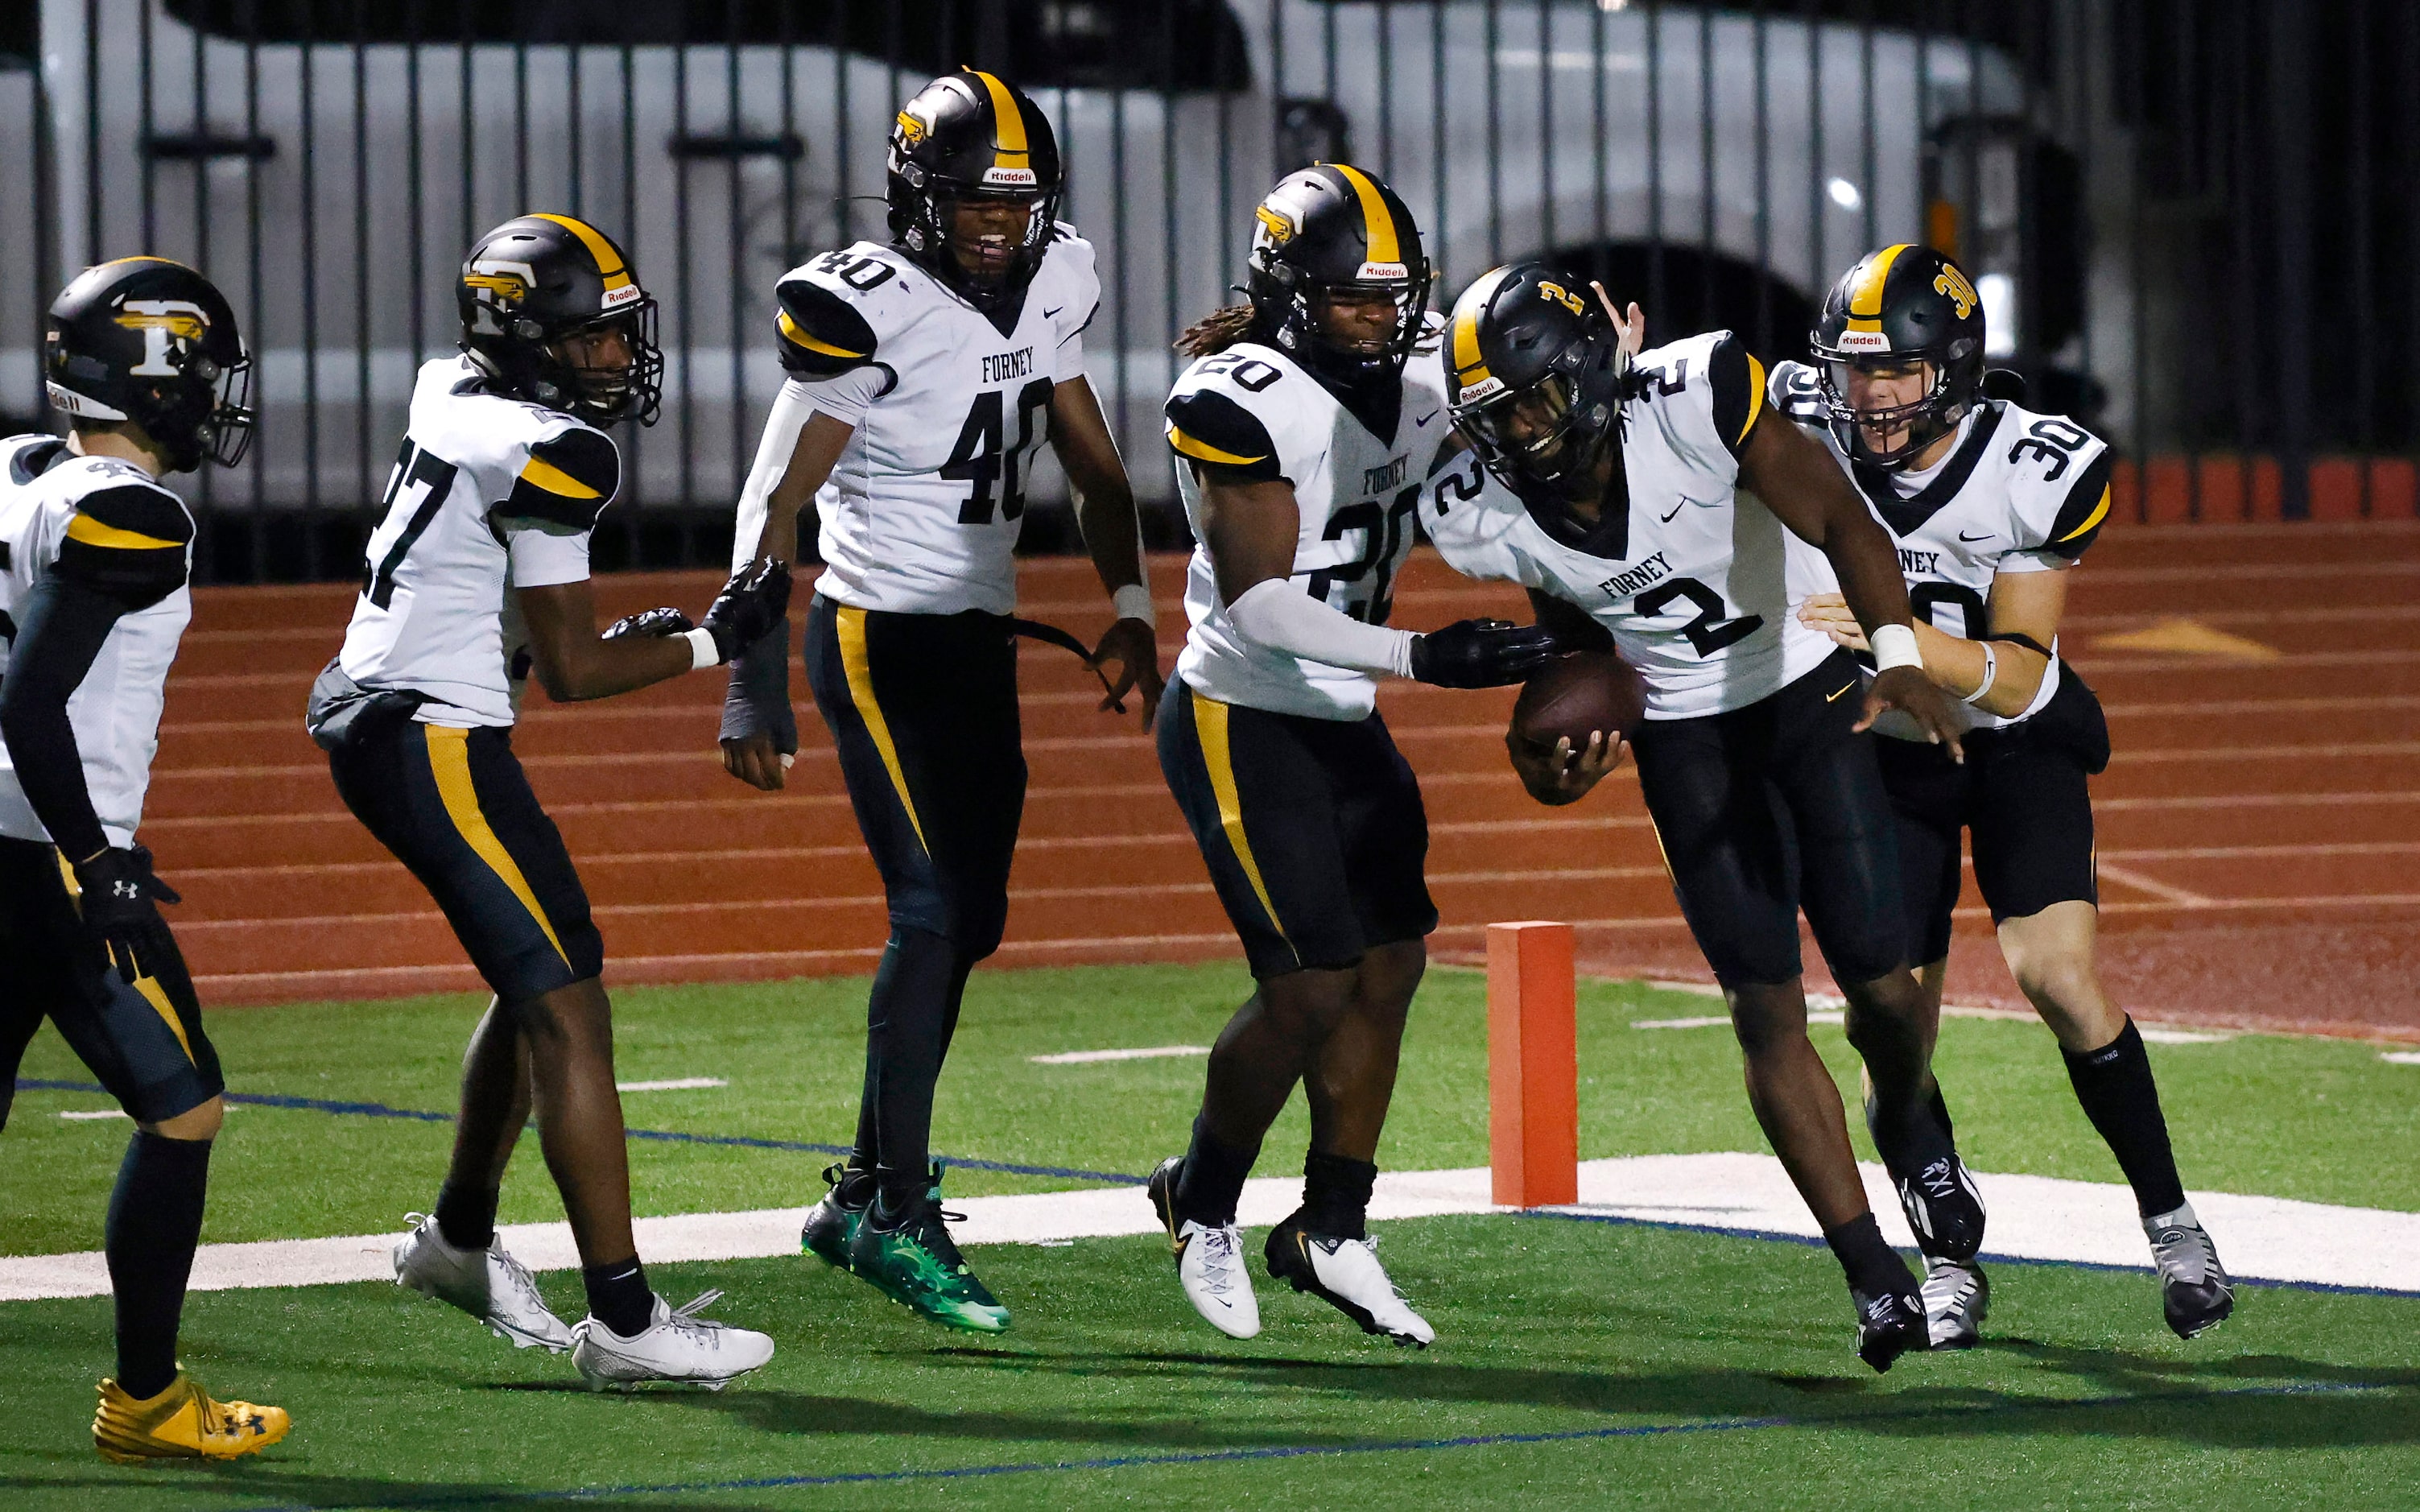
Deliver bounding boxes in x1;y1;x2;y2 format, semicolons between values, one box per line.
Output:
4;1;2410;584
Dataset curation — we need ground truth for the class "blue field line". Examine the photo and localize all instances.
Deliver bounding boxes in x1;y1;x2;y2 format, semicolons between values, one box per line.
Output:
10;1078;1146;1187
229;1379;2395;1510
1515;1207;2420;1299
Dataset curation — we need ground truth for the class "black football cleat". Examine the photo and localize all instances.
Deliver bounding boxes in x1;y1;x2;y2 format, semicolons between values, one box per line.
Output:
1889;1152;1988;1265
800;1163;870;1272
1852;1284;1930;1373
2145;1202;2235;1339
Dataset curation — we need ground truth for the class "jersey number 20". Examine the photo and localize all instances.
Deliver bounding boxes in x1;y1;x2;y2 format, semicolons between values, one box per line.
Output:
945;378;1055;525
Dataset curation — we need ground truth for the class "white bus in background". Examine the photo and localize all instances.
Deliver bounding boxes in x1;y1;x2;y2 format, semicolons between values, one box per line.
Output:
20;0;2050;529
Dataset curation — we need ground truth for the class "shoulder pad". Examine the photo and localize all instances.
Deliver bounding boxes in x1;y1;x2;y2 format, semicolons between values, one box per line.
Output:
56;480;192;609
1769;359;1827;427
3;435;68;486
1167;384;1283;485
2037;442;2114;560
775;275;884;380
501;425;618;532
1703;334;1767;458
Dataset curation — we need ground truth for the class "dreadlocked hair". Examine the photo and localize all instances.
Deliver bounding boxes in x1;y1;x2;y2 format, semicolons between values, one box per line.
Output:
1175;304;1262;358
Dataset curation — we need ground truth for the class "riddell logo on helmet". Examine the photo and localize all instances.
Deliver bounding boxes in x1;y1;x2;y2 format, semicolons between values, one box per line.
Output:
982;167;1039;188
1357;261;1409;281
1836;330;1892;353
601;283;643;310
1457;374;1506;405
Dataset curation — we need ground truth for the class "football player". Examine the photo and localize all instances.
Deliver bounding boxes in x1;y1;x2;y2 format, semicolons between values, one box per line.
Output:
717;71;1160;1334
1144;167;1556;1347
320;214;783;1389
1782;244;2232;1345
1427;262;1977;1372
0;258;288;1460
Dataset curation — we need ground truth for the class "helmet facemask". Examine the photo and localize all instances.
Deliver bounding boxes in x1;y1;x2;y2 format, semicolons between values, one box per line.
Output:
1816;352;1968;471
1258;267;1431;386
191;346;256;468
1453;323;1626;494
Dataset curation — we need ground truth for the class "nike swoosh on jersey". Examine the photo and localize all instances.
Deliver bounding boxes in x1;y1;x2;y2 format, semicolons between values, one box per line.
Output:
1826;682;1856;702
1045;306;1065;318
1658;502;1685;523
1959;530;1994;543
1415;410;1440;426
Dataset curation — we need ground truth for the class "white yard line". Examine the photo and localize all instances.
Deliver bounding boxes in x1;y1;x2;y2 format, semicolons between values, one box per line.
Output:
615;1078;729;1093
1028;1045;1212;1065
2382;1051;2420;1066
4;1155;2411;1302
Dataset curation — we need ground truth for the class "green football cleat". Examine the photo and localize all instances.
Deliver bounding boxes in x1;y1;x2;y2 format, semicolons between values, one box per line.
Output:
800;1163;871;1272
844;1171;1009;1334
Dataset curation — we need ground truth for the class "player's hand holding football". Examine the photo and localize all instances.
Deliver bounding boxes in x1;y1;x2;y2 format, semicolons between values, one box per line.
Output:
1508;728;1625;807
1863;664;1966;762
1794;590;1869;651
1092;616;1166;729
1410;619;1560;688
74;844;181;981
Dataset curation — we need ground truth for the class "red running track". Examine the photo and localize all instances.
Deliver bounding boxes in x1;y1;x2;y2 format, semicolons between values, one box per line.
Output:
151;520;2420;1040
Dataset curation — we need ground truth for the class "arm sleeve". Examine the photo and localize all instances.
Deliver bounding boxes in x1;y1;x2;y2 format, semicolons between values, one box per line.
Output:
732;378;826;575
0;576;123;861
1225;576;1415;680
1166;386;1286;486
54;483;193;612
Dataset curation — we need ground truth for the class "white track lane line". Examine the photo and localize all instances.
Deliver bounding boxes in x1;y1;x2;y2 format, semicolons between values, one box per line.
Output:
5;1155;2410;1302
1028;1046;1211;1065
615;1078;728;1093
2095;862;2218;907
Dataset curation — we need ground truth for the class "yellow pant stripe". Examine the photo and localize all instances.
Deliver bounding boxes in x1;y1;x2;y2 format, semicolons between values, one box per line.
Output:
423;725;569;966
836;606;929;854
56;850;195;1064
1191;690;1287;942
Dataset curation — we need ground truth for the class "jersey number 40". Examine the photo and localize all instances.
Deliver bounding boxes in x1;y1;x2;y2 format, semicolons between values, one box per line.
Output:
945;378;1055;525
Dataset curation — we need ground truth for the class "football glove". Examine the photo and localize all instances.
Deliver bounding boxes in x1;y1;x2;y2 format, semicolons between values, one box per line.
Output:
1408;619;1560;689
74;845;181;982
601;606;696;641
700;559;793;664
720;615;798;755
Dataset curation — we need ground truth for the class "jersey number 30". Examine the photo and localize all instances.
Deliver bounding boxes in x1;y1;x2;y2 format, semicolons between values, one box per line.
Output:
945;378;1055;525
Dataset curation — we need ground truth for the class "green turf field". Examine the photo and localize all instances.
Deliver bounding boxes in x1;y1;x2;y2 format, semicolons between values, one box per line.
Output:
6;964;2418;1509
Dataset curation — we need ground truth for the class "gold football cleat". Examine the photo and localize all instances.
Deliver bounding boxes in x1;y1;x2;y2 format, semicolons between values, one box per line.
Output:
93;1371;290;1463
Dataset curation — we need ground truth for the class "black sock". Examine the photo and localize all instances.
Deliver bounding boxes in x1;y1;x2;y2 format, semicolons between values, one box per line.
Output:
1865;1084;1957;1179
833;1163;877;1209
1302;1151;1379;1241
849;1053;880;1172
1173;1117;1260;1228
1823;1212;1914;1300
867;926;960;1212
105;1131;212;1400
582;1258;653;1337
2063;1018;2187;1217
434;1179;500;1251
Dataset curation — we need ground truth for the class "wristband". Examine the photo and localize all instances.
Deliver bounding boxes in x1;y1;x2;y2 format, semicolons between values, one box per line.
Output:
1961;640;1998;705
685;627;720;671
1871;622;1923;672
1112;582;1156;627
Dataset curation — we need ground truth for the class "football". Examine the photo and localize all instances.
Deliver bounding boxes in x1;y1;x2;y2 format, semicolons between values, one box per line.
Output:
1510;651;1648;752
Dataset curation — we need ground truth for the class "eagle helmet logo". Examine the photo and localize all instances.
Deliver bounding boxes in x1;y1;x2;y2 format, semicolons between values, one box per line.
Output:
113;297;213;378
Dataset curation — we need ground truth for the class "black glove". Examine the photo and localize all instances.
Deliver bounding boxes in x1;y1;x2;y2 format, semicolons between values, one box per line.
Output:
700;559;794;664
720;615;799;754
602;606;696;641
74;845;181;982
1407;618;1560;689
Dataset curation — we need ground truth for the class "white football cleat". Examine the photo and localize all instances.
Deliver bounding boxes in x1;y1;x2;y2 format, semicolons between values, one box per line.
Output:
1147;1156;1261;1339
392;1212;573;1353
569;1290;774;1391
1920;1256;1989;1349
1265;1213;1435;1348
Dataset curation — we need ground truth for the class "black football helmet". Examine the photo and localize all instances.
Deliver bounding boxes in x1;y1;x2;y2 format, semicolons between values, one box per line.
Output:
1245;163;1431;386
1810;243;1985;469
45;257;253;473
887;70;1063;311
458;213;663;426
1442;262;1628;491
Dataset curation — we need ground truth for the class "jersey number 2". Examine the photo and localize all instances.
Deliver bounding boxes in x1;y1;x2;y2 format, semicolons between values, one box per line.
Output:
363;437;460;609
945;378;1056;524
1635;576;1765;657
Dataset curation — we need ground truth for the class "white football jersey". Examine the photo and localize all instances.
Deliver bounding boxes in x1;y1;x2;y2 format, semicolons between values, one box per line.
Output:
338;356;615;728
743;229;1101;615
1164;341;1452;721
0;435;195;849
1427;331;1836;721
1770;359;2114;731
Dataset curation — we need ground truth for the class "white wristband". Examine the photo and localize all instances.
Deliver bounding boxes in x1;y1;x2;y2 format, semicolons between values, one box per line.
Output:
1961;640;1998;705
685;626;720;671
1112;582;1156;627
1871;623;1923;672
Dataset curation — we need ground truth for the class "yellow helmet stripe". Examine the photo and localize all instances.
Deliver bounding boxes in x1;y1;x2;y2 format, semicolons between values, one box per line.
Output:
1844;242;1912;333
1167;423;1268;467
530;213;634;293
778;309;866;360
2059;485;2112;543
1450;265;1516;383
968;70;1030;171
1328;163;1400;267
